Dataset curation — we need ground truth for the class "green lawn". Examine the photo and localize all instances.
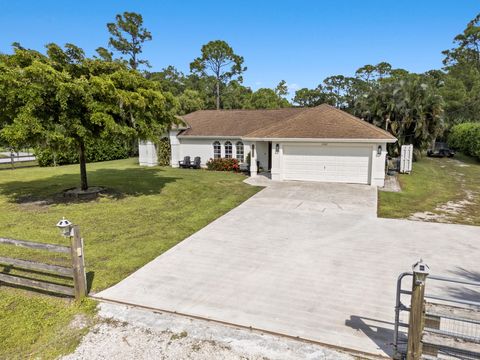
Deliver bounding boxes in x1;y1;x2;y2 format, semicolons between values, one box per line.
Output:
0;158;260;359
0;160;38;169
379;153;480;225
0;292;97;360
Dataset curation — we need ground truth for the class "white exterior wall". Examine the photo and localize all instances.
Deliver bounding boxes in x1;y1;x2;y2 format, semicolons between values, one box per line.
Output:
271;142;282;181
169;130;181;167
370;142;388;187
177;137;244;167
138;140;158;167
169;133;388;186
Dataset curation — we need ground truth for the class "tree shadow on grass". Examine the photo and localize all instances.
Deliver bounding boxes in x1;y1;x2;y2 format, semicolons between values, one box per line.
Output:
0;167;180;205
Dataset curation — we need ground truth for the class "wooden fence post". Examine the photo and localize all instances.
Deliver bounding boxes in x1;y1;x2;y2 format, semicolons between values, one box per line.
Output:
70;225;87;300
407;260;430;360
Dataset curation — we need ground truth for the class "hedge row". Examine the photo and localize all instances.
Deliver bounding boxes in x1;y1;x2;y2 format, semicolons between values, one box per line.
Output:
35;137;133;166
448;122;480;160
206;158;240;172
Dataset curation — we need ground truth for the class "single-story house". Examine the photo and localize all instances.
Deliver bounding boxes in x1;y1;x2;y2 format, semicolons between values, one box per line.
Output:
139;104;397;186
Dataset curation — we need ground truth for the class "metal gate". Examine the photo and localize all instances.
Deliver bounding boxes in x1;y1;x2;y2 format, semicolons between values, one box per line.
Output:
393;269;480;359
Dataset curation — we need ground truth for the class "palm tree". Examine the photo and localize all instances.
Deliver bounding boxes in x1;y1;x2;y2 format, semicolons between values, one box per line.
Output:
354;74;444;156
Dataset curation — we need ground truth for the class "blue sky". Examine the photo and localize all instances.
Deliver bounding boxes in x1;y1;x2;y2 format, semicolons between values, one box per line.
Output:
0;1;478;95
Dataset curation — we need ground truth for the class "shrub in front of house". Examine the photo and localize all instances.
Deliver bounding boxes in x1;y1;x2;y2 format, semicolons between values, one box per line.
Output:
156;137;171;166
206;158;240;172
448;122;480;160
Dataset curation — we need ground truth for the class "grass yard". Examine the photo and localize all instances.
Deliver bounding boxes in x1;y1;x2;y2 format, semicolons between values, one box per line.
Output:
0;160;38;169
0;291;97;360
0;158;260;359
379;153;480;225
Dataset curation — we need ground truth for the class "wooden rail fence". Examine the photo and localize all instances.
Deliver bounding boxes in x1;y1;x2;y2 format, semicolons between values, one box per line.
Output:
0;153;37;169
0;226;87;300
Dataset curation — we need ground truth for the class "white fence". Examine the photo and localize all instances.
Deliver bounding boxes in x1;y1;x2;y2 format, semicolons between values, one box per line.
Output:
0;151;36;168
400;145;413;174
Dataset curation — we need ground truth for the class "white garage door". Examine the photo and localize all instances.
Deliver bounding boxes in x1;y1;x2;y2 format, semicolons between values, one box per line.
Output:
282;144;371;184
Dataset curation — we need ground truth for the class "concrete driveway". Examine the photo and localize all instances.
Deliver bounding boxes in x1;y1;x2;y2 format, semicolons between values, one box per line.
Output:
96;181;480;357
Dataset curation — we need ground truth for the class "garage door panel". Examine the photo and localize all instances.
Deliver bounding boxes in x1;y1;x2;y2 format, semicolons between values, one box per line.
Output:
283;145;370;184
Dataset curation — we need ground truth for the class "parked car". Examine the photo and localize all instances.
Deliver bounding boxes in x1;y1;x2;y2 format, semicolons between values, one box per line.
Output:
427;142;455;158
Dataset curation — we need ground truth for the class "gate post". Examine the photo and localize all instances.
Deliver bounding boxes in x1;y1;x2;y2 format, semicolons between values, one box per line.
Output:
407;259;430;360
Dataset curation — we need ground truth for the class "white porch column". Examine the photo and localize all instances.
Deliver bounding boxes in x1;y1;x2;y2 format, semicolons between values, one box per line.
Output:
139;140;158;167
271;142;281;181
250;142;258;177
169;130;181;167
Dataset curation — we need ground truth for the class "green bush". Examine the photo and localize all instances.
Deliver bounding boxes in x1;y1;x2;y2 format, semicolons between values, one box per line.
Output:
206;158;240;172
156;138;171;166
448;123;480;160
35;137;132;167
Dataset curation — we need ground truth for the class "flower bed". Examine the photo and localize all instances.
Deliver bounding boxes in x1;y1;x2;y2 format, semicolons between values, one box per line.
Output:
206;158;240;172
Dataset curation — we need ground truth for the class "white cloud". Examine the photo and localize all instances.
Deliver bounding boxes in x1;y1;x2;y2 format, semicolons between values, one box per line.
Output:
286;83;300;93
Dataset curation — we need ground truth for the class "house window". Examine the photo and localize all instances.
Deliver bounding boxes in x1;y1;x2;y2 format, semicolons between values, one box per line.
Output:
224;141;232;158
236;141;244;162
213;141;221;159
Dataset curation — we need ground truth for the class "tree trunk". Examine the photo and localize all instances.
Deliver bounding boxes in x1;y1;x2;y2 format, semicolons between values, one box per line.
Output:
216;80;220;110
78;141;88;191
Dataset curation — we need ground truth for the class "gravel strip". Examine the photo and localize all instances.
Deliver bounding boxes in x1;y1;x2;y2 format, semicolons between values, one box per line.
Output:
62;302;354;360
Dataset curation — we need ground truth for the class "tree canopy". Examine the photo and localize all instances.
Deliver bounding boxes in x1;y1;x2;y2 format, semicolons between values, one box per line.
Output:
107;11;152;70
242;80;291;109
354;73;444;155
441;13;480;125
0;44;177;190
190;40;246;110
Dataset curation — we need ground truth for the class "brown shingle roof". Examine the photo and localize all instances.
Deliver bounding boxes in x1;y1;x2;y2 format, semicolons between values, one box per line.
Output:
179;104;396;141
180;108;302;137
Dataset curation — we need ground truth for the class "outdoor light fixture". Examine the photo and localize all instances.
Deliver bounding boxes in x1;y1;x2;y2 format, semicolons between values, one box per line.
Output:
275;144;279;154
56;217;73;237
251;144;255;157
377;145;382;156
412;259;430;285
